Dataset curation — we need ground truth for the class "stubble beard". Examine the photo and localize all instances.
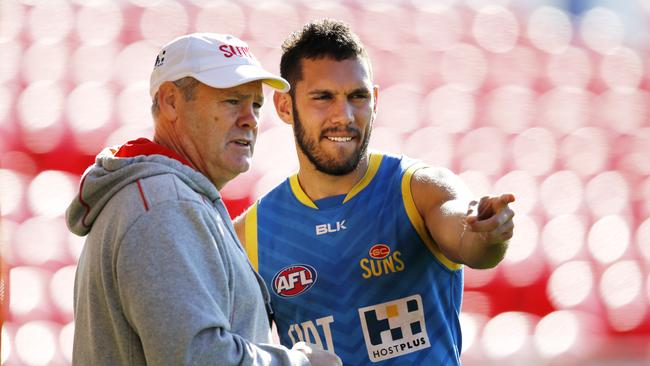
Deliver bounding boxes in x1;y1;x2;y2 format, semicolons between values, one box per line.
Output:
292;103;372;176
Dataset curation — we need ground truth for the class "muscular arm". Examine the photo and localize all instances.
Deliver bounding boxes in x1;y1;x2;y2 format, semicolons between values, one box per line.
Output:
411;167;515;269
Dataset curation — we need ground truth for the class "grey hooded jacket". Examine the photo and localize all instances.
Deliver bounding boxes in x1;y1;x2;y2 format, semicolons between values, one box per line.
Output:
66;144;309;366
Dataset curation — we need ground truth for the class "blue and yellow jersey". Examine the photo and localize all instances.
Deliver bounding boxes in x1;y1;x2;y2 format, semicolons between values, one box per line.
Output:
244;153;463;365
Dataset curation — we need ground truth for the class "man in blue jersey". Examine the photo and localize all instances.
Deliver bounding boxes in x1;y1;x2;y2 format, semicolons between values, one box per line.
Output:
234;20;515;365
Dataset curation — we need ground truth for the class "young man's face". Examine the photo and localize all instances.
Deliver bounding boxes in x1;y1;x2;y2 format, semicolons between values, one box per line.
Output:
177;80;263;188
290;57;377;175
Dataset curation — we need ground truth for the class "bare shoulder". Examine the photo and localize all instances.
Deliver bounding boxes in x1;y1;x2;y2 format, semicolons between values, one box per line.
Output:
411;166;471;203
409;166;474;254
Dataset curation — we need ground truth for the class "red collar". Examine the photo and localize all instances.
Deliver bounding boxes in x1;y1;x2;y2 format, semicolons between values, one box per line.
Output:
114;138;193;168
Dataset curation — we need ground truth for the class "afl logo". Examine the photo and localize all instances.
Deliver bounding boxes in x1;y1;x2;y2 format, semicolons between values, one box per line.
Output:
272;264;318;297
369;244;391;259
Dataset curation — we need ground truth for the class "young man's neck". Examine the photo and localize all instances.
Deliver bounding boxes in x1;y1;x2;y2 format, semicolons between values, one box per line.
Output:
296;153;370;201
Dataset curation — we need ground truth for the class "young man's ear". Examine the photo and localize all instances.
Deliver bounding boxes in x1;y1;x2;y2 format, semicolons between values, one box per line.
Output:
273;91;294;125
157;81;180;122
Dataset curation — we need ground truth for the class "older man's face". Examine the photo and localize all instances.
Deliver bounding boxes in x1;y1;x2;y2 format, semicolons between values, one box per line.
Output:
175;80;263;189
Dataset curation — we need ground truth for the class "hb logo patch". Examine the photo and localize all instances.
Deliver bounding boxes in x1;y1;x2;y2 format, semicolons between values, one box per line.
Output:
358;295;430;362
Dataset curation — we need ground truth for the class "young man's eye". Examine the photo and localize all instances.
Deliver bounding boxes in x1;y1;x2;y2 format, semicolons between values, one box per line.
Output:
225;99;239;105
313;94;332;100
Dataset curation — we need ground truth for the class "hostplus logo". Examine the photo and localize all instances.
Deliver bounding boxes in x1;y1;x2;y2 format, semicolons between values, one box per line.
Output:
358;295;430;362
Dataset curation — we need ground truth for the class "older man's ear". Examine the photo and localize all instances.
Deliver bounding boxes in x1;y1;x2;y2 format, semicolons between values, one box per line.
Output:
157;81;180;122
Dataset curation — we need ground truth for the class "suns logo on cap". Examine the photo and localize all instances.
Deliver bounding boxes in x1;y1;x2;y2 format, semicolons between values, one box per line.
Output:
272;264;317;297
218;44;255;59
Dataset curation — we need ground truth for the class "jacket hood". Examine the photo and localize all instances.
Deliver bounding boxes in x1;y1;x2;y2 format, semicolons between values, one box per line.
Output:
66;139;220;236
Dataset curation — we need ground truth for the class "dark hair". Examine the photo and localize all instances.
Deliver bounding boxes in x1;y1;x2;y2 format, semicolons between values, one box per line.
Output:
280;19;371;95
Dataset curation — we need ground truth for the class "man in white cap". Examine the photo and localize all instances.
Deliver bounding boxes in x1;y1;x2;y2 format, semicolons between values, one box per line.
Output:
66;33;342;366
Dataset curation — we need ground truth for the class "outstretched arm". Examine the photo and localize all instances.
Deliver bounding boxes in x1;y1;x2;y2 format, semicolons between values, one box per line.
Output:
411;167;515;269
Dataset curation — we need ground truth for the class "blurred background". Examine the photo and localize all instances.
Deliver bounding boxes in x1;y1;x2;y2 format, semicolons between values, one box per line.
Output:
1;0;649;364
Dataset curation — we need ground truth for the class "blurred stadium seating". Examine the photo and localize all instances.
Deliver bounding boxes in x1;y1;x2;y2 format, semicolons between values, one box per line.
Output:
1;0;649;365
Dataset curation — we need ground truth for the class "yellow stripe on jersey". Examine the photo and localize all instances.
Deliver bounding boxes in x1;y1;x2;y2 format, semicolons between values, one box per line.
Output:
342;153;383;203
401;163;462;271
289;175;318;209
244;203;259;271
289;153;384;208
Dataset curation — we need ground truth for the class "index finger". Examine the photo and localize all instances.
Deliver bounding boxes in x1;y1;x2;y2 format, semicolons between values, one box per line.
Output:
467;205;514;233
499;193;516;205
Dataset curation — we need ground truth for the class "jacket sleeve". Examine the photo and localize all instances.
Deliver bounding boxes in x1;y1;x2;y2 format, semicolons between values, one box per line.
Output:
115;200;309;366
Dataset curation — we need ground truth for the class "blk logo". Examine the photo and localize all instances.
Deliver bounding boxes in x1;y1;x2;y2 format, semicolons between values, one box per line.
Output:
315;220;347;236
272;264;317;297
358;295;430;362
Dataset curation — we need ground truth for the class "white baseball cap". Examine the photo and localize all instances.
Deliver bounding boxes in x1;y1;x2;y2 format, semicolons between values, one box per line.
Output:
149;33;289;98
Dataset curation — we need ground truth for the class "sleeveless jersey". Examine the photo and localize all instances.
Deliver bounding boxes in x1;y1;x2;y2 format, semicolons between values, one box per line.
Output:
244;153;464;365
